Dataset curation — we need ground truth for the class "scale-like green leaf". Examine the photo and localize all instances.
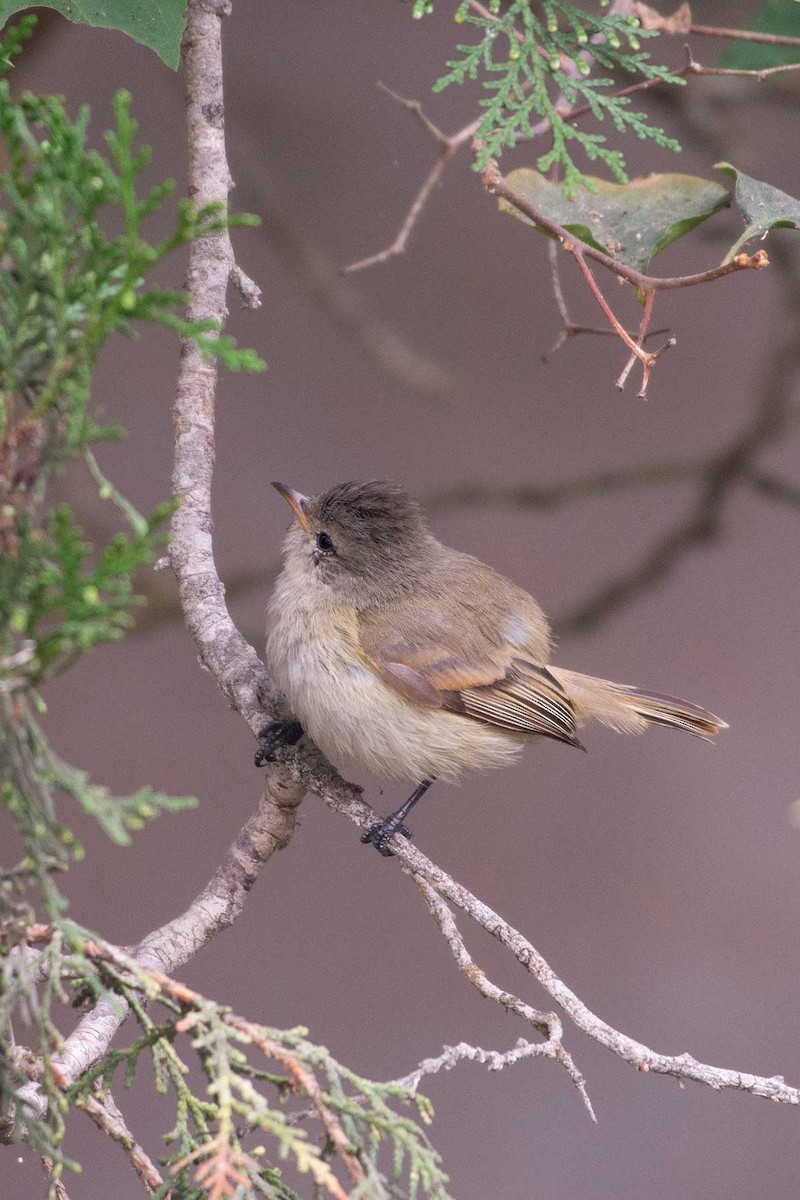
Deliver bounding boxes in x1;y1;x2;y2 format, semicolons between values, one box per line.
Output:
500;169;729;271
716;162;800;263
0;1;187;68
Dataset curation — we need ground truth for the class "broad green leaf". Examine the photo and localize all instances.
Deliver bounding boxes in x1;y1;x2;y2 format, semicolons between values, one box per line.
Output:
716;162;800;263
719;1;800;71
0;1;187;68
499;169;730;271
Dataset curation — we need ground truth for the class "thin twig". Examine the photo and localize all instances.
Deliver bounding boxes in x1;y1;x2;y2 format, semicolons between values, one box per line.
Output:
689;23;800;49
616;288;654;391
568;244;645;358
567;249;676;396
683;43;800;83
40;1154;71;1200
78;1091;164;1195
749;472;800;509
567;48;799;133
273;748;800;1111
411;874;596;1121
688;58;800;81
343;86;480;274
391;1036;560;1093
544;241;670;361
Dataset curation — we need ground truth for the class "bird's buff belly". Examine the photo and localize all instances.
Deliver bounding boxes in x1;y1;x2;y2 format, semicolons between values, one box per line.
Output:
271;632;524;784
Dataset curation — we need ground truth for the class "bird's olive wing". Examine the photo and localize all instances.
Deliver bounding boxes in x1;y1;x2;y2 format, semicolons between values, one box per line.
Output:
358;608;581;749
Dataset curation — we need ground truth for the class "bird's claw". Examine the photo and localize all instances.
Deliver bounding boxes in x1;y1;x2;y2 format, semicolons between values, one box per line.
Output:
360;819;413;857
254;720;303;767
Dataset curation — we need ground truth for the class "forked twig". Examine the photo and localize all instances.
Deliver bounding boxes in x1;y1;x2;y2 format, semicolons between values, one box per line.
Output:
481;148;767;395
343;85;480;274
411;873;596;1121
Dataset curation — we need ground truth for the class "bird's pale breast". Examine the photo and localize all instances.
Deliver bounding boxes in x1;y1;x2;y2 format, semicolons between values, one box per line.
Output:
266;569;524;783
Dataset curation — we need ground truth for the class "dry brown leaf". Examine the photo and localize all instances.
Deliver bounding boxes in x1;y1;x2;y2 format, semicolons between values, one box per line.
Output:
633;2;692;34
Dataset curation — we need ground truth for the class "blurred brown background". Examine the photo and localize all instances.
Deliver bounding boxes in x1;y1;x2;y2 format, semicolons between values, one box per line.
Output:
5;1;800;1197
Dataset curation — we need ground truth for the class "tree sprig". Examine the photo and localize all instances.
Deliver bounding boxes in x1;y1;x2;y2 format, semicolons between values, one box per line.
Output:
404;0;684;193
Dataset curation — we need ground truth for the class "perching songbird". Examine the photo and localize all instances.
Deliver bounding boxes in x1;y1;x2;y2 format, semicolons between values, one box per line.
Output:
259;480;727;855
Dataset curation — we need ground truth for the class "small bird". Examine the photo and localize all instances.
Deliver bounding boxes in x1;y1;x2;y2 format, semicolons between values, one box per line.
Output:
260;480;727;855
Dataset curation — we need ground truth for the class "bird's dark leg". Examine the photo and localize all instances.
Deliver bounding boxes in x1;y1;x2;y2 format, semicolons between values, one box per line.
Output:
361;778;435;857
254;719;303;767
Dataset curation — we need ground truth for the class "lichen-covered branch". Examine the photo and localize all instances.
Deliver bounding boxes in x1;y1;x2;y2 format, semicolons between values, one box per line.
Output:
411;874;596;1121
11;775;304;1131
268;749;800;1109
171;0;281;734
77;1092;164;1195
391;1037;562;1094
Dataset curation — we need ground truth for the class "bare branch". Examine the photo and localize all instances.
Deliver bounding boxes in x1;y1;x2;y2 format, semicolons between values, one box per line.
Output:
749;472;800;509
40;1154;72;1200
271;750;800;1111
411;874;596;1121
392;1036;564;1093
544;241;671;362
555;248;677;397
343;86;480;274
14;774;304;1124
686;55;800;83
689;22;800;49
616;287;655;392
78;1092;164;1195
411;853;800;1106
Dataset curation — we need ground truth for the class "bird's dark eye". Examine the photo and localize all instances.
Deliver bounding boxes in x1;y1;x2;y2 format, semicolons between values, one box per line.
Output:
316;531;335;554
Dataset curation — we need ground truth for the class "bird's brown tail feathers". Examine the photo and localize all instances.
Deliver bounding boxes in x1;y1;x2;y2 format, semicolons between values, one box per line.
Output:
550;667;728;741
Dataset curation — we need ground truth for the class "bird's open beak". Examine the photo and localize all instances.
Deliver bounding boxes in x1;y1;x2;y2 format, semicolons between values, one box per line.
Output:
272;482;310;530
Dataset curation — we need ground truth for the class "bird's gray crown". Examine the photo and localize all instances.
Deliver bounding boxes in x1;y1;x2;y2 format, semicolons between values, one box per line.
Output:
312;480;426;547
